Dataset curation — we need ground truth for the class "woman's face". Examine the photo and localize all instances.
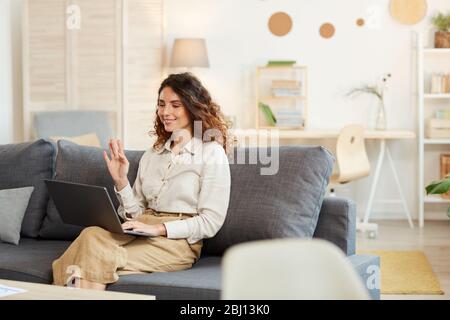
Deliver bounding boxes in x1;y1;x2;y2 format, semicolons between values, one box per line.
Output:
157;86;192;135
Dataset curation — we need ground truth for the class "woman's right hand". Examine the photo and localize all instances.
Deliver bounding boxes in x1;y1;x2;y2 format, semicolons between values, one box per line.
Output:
103;139;130;191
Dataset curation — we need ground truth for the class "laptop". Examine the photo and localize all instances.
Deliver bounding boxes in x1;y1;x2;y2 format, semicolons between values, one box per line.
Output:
45;179;152;237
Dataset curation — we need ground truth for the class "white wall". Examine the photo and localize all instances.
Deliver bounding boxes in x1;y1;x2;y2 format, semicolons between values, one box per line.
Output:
1;0;22;144
0;0;13;144
164;0;450;220
3;0;449;221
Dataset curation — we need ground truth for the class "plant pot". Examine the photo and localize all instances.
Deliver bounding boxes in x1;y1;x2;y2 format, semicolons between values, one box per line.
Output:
435;31;450;48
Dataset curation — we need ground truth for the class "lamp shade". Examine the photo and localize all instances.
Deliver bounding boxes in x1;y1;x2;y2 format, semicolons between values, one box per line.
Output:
170;38;210;68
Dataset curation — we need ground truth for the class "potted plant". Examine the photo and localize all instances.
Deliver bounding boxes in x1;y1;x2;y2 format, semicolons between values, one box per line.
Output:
425;174;450;217
431;11;450;48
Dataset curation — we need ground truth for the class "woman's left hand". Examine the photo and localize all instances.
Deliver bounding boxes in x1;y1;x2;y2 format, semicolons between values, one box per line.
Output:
121;221;167;237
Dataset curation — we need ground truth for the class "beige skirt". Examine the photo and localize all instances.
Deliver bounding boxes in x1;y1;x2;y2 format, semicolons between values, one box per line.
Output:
52;208;203;286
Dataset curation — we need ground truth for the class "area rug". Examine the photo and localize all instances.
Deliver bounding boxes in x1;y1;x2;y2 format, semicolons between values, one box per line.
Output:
357;250;444;295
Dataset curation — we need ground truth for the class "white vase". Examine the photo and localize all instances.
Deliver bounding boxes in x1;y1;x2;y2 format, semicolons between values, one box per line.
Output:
375;99;387;130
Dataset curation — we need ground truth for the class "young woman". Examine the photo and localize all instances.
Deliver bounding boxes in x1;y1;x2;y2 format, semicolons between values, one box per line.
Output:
52;73;232;290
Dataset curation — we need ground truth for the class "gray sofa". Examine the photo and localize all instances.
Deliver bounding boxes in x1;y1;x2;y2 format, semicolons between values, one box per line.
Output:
0;139;380;300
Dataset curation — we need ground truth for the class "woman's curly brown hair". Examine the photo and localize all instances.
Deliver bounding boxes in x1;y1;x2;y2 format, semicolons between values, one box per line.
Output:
150;72;235;155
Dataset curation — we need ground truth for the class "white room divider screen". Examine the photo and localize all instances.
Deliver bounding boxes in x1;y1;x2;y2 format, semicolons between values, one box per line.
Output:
23;0;163;150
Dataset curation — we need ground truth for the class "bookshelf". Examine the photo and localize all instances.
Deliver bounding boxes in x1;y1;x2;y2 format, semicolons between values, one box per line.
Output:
255;65;308;130
416;32;450;227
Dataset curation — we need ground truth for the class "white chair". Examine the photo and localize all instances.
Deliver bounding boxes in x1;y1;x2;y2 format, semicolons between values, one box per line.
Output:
221;239;370;300
329;124;370;196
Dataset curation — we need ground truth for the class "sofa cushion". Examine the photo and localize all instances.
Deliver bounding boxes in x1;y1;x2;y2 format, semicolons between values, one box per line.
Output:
108;256;222;300
0;187;35;245
39;140;144;240
0;238;71;283
203;146;334;256
0;139;56;238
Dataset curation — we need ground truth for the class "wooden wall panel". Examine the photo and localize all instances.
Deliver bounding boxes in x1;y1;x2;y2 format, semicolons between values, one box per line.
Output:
125;0;163;148
27;0;66;105
74;0;119;109
23;0;163;147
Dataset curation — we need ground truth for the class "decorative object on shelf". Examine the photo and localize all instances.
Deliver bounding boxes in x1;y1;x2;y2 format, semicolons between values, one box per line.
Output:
319;22;335;39
435;108;450;119
426;118;450;138
170;38;210;68
266;60;296;67
431;11;450;48
258;102;277;126
431;73;450;94
425;174;450;217
356;18;365;27
347;73;392;130
268;12;292;37
440;154;450;199
389;0;427;25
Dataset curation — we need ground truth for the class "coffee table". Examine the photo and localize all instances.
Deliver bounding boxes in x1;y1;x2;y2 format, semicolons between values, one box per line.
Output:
0;279;155;300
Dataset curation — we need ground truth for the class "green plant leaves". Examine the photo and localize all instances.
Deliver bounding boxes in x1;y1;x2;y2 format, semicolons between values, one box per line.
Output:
425;177;450;195
431;11;450;32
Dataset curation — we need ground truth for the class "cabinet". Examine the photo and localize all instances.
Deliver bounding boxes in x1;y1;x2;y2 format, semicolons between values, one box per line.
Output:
255;66;308;129
22;0;163;150
416;32;450;227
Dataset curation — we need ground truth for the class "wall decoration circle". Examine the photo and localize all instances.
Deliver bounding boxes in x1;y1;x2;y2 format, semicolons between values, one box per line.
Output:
319;23;335;39
389;0;427;25
268;12;293;37
356;18;365;27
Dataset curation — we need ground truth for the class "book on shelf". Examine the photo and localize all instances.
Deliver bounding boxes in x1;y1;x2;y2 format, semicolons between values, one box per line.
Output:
271;80;301;89
426;118;450;138
275;109;302;116
274;109;303;127
266;60;296;67
272;89;302;97
440;154;450;199
276;119;304;128
258;102;277;126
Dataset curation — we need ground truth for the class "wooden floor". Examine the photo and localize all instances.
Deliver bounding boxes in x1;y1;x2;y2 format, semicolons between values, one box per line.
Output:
356;220;450;300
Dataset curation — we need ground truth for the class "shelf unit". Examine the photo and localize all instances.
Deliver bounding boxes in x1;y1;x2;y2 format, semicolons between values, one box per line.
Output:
424;195;450;203
416;32;450;227
255;65;308;130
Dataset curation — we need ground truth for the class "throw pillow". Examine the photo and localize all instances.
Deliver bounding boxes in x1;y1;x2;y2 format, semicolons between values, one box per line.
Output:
0;139;56;238
39;140;144;240
49;133;102;148
203;146;334;256
0;187;35;245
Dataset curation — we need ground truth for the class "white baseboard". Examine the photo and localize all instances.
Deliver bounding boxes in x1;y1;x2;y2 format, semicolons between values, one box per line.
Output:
356;211;449;221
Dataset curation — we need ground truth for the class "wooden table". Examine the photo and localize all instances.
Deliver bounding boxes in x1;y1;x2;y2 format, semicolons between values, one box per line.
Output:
0;279;155;300
233;128;417;235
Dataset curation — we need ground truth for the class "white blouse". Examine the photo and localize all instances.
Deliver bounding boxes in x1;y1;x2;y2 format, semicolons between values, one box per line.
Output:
115;136;231;244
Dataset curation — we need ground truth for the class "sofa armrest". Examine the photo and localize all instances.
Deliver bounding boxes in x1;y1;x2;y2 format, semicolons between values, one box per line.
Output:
313;197;356;256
